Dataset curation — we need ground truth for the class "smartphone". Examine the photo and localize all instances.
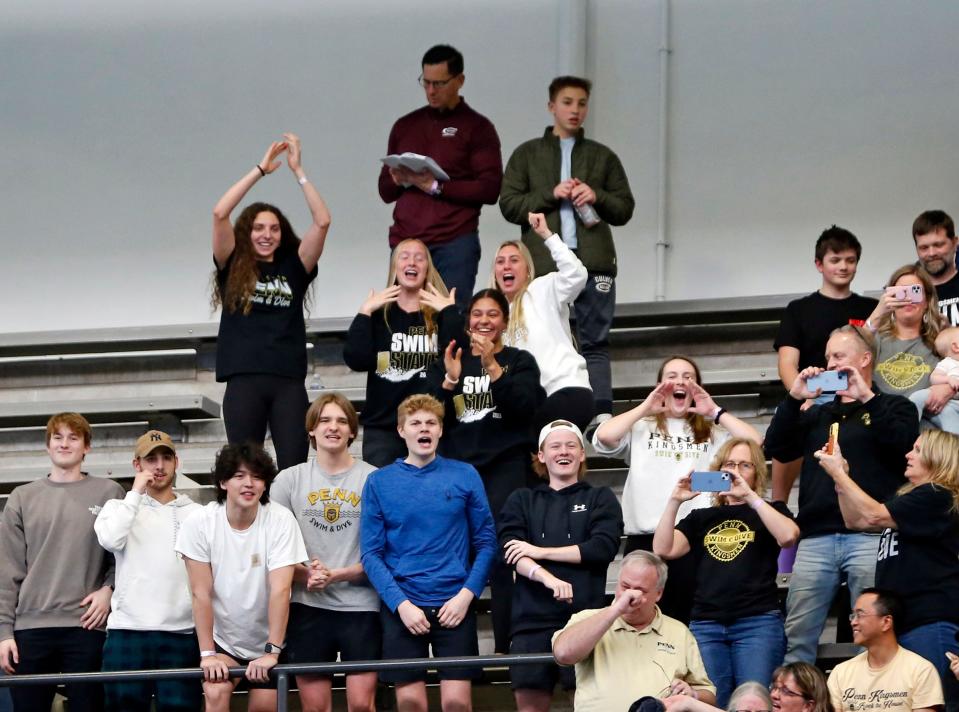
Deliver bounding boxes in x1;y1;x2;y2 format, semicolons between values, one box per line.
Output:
807;371;848;393
690;471;731;493
885;284;924;303
826;422;839;455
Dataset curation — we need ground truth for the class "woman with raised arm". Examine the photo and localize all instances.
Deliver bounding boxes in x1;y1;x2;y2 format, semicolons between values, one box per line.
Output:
592;355;762;622
816;428;959;711
654;438;798;707
490;212;594;433
212;134;330;470
343;240;461;467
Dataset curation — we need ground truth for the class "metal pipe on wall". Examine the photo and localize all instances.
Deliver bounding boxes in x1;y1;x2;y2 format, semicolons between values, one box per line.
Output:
654;0;672;301
556;0;588;76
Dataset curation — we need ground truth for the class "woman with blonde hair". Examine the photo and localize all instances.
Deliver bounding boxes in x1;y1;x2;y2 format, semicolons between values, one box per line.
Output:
654;437;799;707
816;428;959;711
211;134;330;469
769;662;834;712
490;212;594;432
343;238;461;466
865;264;949;417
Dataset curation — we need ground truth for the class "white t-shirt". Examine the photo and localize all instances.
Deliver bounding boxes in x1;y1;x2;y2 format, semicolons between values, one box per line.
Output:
593;417;730;535
175;501;307;660
827;646;943;712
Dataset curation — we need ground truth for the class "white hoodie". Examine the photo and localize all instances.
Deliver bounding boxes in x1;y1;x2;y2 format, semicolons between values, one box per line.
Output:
505;234;591;395
95;489;201;632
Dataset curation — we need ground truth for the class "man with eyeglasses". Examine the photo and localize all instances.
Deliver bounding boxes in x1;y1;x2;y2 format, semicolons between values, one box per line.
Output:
378;43;502;307
827;589;942;712
765;325;918;665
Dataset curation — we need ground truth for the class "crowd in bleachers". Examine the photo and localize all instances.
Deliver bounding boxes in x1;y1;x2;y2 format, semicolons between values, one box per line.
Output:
3;42;959;712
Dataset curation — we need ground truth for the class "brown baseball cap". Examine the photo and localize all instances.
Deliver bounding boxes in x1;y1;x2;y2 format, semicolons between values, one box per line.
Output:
134;430;177;458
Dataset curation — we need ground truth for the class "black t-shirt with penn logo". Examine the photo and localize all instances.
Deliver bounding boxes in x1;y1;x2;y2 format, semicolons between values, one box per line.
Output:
215;250;317;381
877;483;959;632
676;501;793;621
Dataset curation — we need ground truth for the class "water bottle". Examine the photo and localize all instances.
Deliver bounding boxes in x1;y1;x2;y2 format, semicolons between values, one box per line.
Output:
575;203;600;227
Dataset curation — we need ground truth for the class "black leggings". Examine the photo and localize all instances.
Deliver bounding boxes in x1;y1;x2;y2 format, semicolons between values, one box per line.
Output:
478;456;533;654
222;374;309;470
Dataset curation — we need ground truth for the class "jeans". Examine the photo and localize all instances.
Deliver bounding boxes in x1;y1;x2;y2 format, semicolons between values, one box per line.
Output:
900;621;959;712
690;611;786;709
428;232;480;309
909;388;959;434
784;533;879;664
572;272;616;415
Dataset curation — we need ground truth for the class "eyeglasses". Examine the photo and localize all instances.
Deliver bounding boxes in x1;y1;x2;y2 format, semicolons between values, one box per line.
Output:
848;611;885;621
418;75;457;89
770;684;809;700
721;461;756;473
735;709;772;712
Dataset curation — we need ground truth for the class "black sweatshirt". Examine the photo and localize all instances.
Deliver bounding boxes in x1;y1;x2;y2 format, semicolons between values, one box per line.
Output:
764;389;917;538
342;304;462;429
428;345;545;469
498;481;623;635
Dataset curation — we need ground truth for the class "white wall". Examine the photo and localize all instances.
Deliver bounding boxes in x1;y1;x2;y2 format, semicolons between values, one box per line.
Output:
2;0;957;333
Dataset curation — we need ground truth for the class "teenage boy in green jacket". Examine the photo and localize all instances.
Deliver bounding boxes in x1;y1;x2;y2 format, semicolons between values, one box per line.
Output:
499;76;634;428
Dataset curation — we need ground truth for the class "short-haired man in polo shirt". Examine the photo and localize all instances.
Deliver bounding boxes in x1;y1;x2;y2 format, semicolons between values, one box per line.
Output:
552;550;715;712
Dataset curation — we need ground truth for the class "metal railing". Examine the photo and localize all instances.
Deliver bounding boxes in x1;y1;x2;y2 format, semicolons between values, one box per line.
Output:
0;653;556;711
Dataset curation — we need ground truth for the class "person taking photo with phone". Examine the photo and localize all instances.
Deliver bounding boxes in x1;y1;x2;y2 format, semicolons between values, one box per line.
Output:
653;438;799;707
764;324;918;665
865;265;945;412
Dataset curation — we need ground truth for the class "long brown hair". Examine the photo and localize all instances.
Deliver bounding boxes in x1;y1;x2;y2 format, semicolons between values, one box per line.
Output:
211;202;305;315
653;355;713;443
384;239;448;335
878;264;942;351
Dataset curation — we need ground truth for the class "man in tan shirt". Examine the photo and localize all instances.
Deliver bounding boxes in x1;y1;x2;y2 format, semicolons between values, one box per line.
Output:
553;550;715;712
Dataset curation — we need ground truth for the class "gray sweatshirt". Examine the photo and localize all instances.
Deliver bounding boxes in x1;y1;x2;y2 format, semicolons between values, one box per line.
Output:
0;475;125;638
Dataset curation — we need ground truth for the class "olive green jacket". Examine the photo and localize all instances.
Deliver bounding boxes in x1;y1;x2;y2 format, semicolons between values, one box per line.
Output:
499;127;634;277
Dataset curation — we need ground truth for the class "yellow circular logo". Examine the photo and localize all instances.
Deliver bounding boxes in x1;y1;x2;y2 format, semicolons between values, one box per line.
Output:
876;352;931;390
703;520;756;562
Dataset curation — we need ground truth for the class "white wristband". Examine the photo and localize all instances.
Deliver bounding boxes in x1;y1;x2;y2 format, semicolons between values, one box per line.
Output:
528;564;542;582
444;373;460;385
200;650;217;658
749;497;765;511
298;175;309;185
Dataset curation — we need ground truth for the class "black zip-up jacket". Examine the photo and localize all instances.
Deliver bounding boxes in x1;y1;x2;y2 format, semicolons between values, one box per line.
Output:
764;389;917;538
498;481;623;635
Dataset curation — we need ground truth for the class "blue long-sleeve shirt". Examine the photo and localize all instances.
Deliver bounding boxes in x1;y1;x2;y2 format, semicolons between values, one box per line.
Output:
360;455;497;611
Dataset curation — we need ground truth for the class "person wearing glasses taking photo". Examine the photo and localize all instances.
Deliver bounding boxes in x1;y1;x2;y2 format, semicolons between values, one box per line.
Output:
377;44;502;306
654;438;799;707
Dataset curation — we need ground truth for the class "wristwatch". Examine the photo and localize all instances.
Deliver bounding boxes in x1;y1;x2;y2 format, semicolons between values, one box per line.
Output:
264;642;283;655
